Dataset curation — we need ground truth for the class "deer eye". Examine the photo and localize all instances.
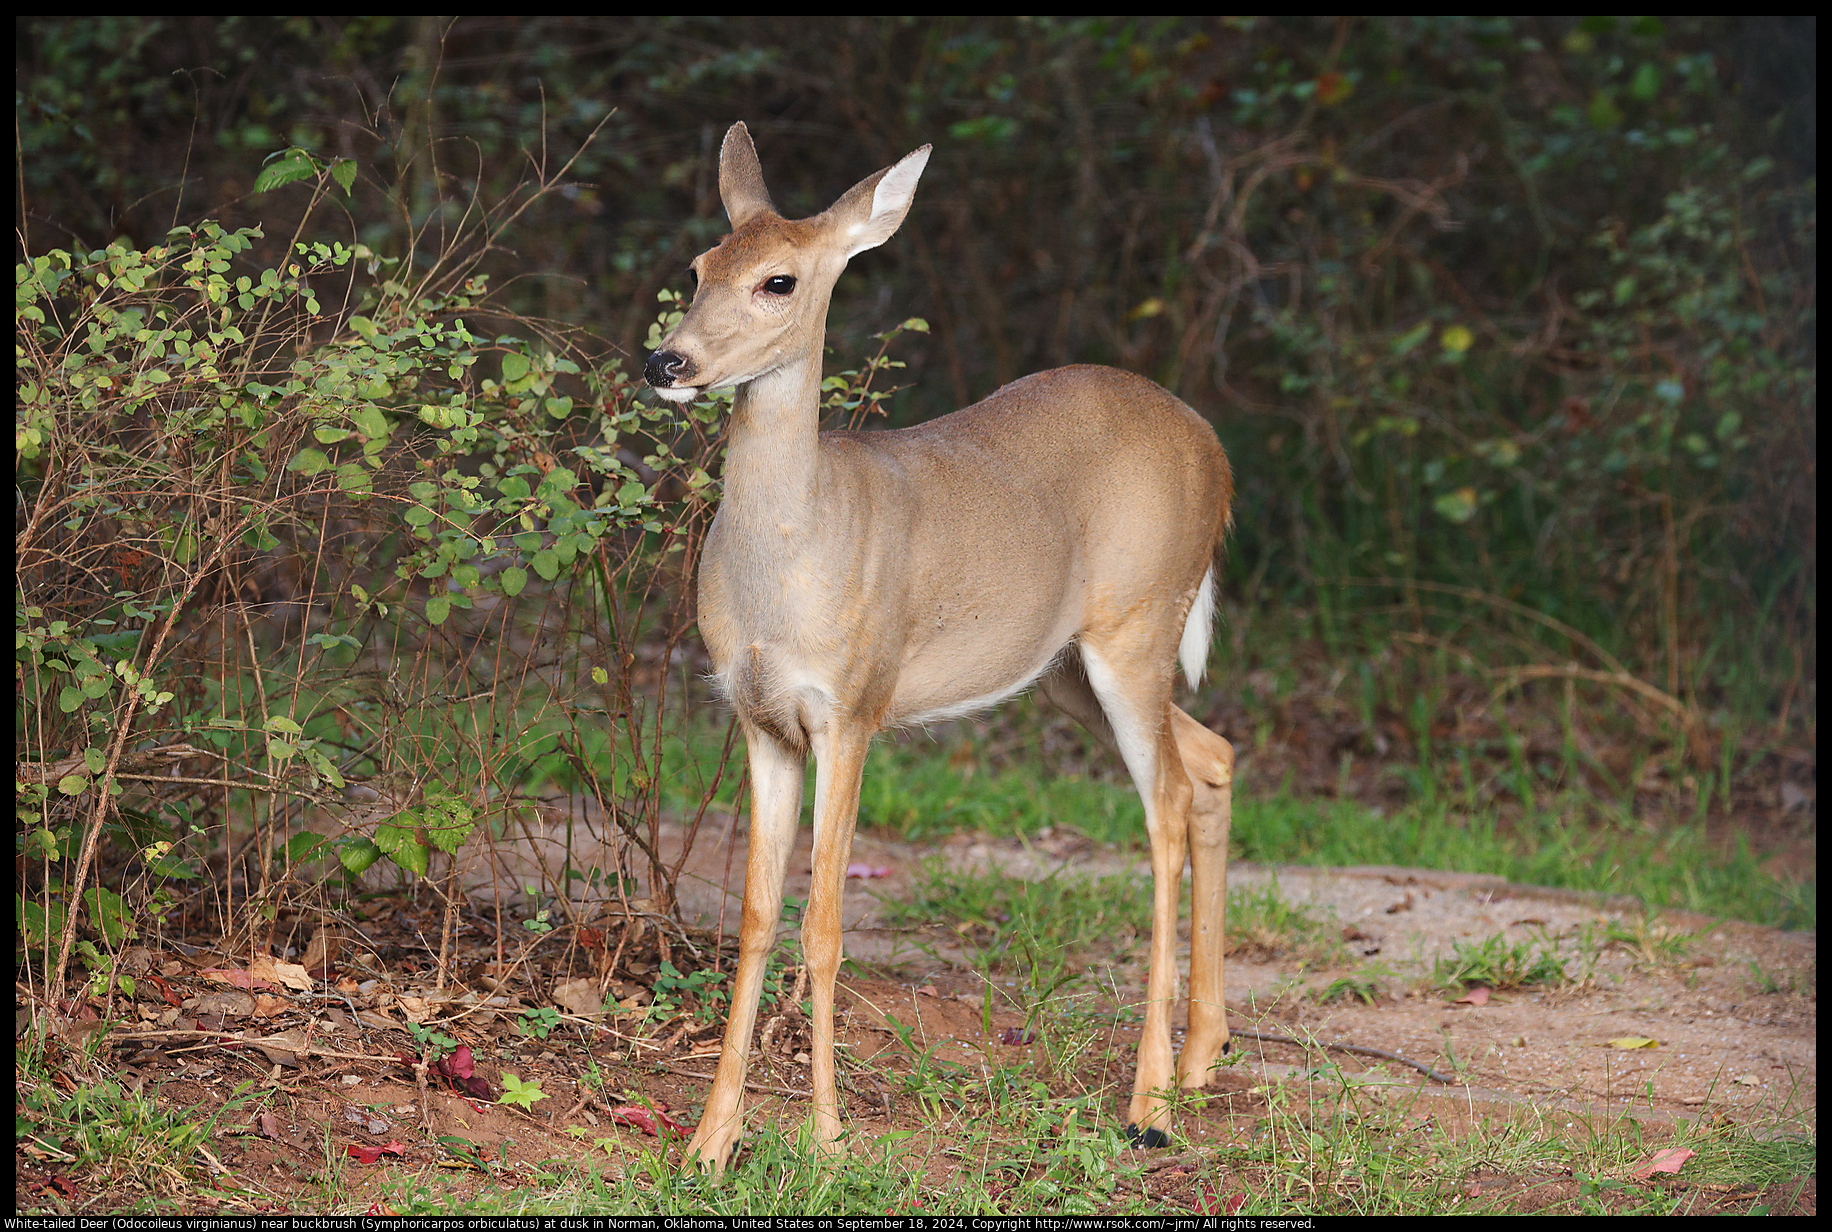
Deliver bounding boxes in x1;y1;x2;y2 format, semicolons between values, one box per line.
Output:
761;275;796;296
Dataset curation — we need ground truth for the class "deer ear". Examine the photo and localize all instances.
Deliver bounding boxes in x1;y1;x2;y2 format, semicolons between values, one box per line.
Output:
719;122;777;229
826;145;931;259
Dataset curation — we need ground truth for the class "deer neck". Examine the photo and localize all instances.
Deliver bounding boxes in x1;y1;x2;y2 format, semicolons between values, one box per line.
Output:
718;355;825;534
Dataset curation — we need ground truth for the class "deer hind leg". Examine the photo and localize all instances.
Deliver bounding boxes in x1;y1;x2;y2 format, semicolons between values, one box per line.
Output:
1170;707;1233;1089
1063;637;1195;1146
1041;653;1234;1133
683;722;804;1172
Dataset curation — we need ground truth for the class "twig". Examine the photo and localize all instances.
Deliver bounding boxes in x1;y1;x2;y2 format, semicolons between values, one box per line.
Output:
654;1060;809;1100
1232;1027;1456;1085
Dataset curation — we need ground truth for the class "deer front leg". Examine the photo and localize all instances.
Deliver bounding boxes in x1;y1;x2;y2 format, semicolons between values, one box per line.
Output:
683;727;803;1172
801;724;872;1155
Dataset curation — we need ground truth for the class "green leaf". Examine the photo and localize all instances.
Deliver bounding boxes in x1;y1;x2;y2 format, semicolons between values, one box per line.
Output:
374;822;430;878
286;832;334;863
1390;321;1431;356
498;1072;549;1110
1628;62;1661;102
501;566;528;597
426;595;451;625
330;159;358;196
335;837;383;875
351;405;391;441
289;447;332;475
1433;488;1481;524
253;150;318;195
83;886;133;948
500;352;531;384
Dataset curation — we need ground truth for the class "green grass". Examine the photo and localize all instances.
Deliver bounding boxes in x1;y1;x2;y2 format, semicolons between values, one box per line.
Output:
351;1065;1813;1217
16;1030;259;1209
1431;933;1571;992
838;734;1812;932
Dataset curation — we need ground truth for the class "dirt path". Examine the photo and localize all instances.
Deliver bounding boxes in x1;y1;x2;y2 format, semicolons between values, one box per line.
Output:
661;820;1817;1133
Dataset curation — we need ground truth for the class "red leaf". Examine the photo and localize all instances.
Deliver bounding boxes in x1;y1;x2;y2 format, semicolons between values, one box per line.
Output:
256;1111;283;1140
347;1141;408;1164
1196;1189;1246;1214
436;1044;475;1080
846;863;891;879
461;1075;494;1101
610;1104;688;1137
1628;1147;1694;1181
364;1203;400;1216
1454;986;1491;1006
999;1026;1034;1045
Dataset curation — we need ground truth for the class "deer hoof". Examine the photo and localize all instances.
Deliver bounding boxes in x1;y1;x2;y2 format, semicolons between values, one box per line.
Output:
1125;1123;1171;1149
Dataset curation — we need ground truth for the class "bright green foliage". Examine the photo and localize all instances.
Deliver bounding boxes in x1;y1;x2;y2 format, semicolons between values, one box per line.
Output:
498;1072;549;1111
14;206;717;975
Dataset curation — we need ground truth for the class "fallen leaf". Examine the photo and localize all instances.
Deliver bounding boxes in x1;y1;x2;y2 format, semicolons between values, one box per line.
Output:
396;994;437;1024
1628;1147;1693;1181
1454;986;1490;1006
345;1107;392;1135
433;1044;495;1099
1000;1026;1034;1045
346;1141;407;1164
1732;1074;1761;1086
191;989;256;1018
552;978;609;1018
364;1203;400;1216
256;1111;283;1139
248;954;315;993
249;1027;312;1067
609;1104;688;1137
1607;1036;1659;1050
199;968;266;991
250;994;289;1019
436;1043;476;1079
301;929;342;973
1194;1189;1247;1215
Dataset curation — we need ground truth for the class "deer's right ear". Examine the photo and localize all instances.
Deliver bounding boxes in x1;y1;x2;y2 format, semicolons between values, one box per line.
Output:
720;122;777;229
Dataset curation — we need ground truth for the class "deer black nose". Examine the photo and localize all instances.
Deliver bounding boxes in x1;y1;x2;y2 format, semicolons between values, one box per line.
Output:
645;350;692;388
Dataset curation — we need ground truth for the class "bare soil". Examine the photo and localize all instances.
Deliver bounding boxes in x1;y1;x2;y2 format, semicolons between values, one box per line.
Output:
16;815;1815;1216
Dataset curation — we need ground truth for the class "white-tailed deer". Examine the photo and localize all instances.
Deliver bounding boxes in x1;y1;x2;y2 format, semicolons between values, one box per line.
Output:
646;122;1235;1170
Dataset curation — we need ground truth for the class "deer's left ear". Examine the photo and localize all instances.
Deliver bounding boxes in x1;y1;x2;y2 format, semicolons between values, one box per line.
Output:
824;145;931;259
